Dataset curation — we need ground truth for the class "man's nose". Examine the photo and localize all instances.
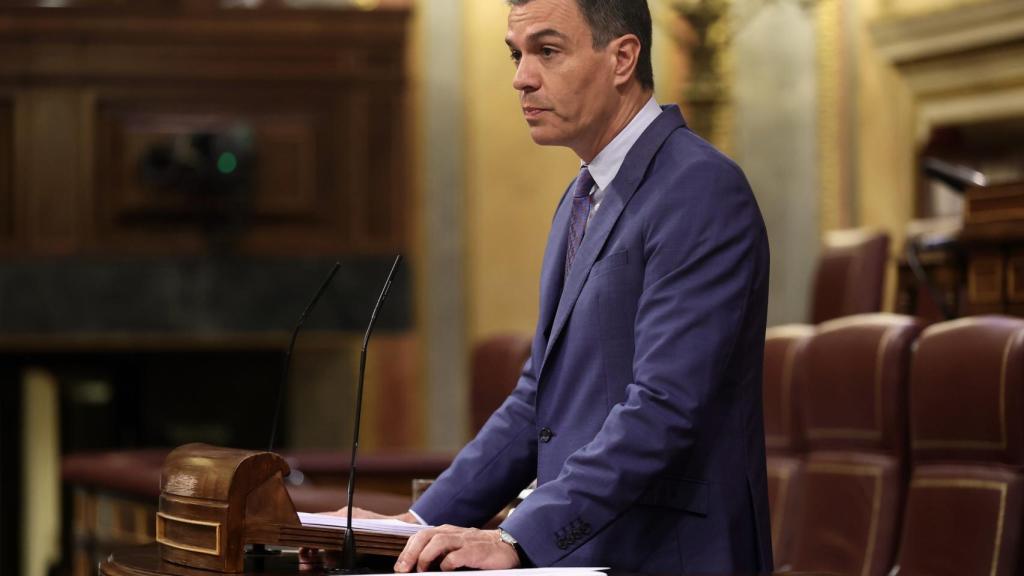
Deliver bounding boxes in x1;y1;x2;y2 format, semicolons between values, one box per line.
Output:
512;57;539;93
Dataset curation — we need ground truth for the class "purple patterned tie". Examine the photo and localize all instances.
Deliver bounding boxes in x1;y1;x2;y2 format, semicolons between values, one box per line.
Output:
565;166;596;280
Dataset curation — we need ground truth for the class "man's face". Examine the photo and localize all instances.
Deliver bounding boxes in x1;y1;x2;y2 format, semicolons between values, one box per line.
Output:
506;0;617;151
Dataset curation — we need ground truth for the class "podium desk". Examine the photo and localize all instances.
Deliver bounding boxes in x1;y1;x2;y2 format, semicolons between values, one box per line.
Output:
99;545;836;576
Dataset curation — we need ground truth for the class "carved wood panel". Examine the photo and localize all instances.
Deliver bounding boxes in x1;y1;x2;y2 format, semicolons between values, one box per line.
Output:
0;98;12;246
0;5;409;256
93;92;351;254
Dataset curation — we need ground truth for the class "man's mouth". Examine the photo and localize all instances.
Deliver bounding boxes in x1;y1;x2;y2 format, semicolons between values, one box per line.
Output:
522;106;548;119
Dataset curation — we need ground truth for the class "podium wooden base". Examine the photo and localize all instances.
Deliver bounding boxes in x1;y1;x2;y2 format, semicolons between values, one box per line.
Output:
99;544;398;576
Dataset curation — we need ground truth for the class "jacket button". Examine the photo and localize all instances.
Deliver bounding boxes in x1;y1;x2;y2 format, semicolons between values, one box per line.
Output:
539;427;553;443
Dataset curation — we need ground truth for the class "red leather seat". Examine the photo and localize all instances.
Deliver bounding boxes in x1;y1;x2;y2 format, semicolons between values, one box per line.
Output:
762;324;814;565
811;229;890;324
469;333;532;435
764;325;814;455
892;316;1024;576
786;314;923;576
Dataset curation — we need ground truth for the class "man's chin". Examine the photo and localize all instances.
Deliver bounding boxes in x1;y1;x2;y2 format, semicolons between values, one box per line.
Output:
526;126;564;147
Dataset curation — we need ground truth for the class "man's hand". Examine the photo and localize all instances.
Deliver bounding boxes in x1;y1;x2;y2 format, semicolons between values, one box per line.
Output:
324;506;419;524
394;526;520;572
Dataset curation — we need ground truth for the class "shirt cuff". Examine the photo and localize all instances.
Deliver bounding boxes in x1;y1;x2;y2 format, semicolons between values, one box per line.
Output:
407;509;427;526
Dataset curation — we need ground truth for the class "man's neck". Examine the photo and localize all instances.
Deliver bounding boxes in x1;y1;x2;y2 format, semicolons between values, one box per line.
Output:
576;88;653;163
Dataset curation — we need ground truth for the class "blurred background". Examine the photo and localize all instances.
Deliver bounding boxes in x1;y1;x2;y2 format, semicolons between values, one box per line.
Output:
0;0;1022;575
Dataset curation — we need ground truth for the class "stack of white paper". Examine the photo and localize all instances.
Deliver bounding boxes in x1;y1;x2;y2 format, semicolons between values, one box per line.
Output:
297;512;431;536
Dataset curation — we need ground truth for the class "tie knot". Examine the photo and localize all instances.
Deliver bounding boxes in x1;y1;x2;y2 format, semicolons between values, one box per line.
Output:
573;167;595;199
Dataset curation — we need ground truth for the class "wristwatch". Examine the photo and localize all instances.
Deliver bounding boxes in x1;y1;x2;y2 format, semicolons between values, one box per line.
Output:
497;528;531;567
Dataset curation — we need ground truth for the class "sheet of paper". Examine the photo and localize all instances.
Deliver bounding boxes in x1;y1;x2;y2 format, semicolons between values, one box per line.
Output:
382;565;606;569
298;512;431;536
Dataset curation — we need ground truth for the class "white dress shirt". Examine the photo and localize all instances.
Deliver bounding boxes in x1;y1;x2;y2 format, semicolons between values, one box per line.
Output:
582;96;663;225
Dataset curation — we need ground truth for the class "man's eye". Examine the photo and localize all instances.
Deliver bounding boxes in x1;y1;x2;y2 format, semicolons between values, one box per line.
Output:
541;47;556;57
510;50;522;64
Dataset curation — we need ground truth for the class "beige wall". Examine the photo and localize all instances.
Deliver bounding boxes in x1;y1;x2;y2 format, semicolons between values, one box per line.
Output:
855;0;916;236
462;0;578;341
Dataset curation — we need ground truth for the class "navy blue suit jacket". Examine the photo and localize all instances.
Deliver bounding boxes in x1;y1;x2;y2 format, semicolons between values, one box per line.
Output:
412;106;772;573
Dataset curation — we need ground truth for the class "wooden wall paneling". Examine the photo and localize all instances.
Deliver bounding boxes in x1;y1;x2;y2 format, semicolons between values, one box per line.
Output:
0;11;409;83
0;97;13;249
345;84;408;253
346;86;372;252
92;89;357;255
23;90;86;255
93;94;204;254
0;6;411;258
365;87;406;250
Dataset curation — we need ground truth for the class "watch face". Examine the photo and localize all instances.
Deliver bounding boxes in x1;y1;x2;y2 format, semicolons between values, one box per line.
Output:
498;529;517;546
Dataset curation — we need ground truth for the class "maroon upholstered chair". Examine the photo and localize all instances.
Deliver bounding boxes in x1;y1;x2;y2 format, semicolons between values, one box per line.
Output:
764;324;815;455
762;324;814;566
469;333;532;435
811;229;890;324
892;316;1024;576
786;314;923;576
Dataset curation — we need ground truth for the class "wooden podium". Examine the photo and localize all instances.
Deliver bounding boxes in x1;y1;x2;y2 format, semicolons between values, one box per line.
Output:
154;443;406;573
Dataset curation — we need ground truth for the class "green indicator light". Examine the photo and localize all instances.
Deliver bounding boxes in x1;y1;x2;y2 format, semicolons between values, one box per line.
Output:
217;152;238;174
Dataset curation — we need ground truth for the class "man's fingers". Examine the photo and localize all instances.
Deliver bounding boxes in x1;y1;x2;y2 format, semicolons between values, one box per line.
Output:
438;549;463;572
416;533;459;572
395;527;519;572
395;528;433;572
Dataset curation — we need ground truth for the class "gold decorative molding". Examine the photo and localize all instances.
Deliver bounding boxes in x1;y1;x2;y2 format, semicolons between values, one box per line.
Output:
872;0;1024;65
870;0;1024;143
816;0;852;231
671;0;731;147
712;23;735;156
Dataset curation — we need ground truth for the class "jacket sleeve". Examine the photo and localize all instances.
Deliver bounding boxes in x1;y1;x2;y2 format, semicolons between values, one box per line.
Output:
500;158;768;565
409;354;540;527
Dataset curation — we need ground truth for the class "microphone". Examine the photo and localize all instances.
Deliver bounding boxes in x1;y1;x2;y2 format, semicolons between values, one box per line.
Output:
343;254;402;571
267;261;342;453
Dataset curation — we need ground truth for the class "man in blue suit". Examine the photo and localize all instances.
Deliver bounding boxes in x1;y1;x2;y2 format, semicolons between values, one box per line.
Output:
380;0;771;572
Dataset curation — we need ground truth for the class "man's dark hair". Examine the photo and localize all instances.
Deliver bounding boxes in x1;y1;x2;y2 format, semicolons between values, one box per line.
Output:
509;0;654;90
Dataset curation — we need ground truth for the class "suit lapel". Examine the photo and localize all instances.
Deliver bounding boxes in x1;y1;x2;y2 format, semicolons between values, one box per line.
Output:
538;106;687;377
536;188;572;343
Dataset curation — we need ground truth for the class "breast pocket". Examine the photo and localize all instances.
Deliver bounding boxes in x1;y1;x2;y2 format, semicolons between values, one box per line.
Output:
590;249;630;279
594;250;640;336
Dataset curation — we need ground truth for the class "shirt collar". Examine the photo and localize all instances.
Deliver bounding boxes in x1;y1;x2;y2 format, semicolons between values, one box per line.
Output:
584;96;662;191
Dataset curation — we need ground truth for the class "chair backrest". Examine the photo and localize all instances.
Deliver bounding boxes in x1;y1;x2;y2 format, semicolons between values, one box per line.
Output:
909;316;1024;466
801;314;922;461
811;229;890;324
469;333;532;435
787;314;923;576
766;453;802;570
763;324;815;566
894;316;1024;576
764;324;815;455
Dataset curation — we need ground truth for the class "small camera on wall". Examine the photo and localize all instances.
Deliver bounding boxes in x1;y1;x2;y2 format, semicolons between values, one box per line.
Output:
138;123;255;249
139;123;254;200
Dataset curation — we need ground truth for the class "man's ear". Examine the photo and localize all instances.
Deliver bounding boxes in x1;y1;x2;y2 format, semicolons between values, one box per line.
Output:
610;34;642;88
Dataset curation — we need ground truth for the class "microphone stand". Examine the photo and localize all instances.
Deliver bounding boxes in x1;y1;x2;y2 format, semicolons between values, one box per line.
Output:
342;254;402;572
251;261;340;562
268;261;342;453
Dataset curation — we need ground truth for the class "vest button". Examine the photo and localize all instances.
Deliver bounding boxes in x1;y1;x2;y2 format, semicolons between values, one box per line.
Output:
539;427;554;443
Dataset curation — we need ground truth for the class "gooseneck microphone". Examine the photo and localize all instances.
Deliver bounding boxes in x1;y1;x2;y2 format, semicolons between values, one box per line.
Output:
267;262;342;453
343;254;402;571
